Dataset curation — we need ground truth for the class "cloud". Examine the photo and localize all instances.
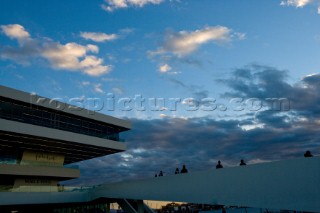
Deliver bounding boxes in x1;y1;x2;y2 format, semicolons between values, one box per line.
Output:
119;28;135;35
280;0;320;14
80;32;117;42
233;32;246;40
159;64;172;73
94;83;105;93
0;24;39;64
0;24;112;76
148;26;244;72
218;64;320;118
301;73;320;86
0;24;30;40
280;0;313;7
151;26;232;57
168;78;210;105
81;81;91;86
112;87;124;94
101;0;164;12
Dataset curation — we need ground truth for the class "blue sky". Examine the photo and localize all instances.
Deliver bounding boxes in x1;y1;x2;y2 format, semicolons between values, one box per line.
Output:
1;0;320;185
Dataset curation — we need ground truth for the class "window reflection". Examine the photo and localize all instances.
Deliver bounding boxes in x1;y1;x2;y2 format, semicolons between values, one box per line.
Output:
0;98;125;141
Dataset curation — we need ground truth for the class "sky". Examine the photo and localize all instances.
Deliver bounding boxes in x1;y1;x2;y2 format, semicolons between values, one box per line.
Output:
1;0;320;185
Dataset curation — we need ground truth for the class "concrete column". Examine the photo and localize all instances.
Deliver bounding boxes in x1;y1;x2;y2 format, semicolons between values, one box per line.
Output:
117;199;137;213
136;200;144;213
106;202;111;213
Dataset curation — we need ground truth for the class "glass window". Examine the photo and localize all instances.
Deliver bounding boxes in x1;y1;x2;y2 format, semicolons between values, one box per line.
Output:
0;98;125;141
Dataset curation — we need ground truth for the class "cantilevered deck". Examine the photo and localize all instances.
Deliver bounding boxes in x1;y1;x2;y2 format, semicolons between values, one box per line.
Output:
1;157;319;212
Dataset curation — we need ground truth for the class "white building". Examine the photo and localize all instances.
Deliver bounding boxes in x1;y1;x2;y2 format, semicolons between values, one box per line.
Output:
0;85;131;192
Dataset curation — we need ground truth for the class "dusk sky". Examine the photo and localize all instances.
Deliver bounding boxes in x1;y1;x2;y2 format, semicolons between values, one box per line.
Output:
1;0;320;185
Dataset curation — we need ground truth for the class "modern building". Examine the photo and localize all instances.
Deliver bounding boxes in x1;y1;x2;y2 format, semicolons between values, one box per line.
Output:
0;85;131;192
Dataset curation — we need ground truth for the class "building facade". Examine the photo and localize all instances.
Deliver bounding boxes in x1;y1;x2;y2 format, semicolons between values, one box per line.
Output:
0;85;131;192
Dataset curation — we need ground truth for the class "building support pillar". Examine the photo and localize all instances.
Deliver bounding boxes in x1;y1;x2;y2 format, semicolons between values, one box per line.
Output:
106;202;110;213
136;199;144;213
117;199;138;213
